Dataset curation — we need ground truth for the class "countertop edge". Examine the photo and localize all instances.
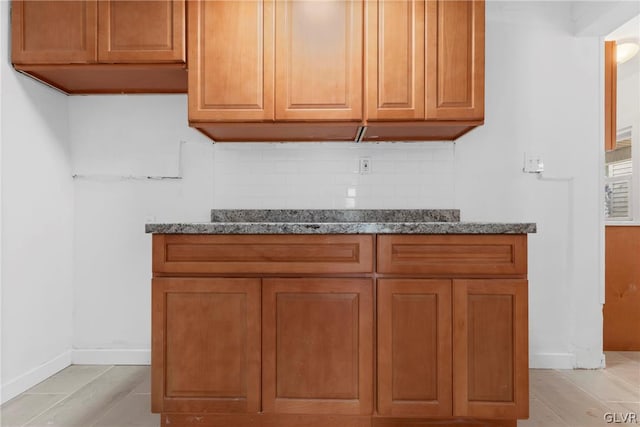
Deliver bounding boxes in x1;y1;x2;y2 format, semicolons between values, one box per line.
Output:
145;222;537;235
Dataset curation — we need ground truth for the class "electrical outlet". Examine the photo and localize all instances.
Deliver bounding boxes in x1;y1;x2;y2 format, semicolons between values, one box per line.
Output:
359;157;371;174
523;153;544;173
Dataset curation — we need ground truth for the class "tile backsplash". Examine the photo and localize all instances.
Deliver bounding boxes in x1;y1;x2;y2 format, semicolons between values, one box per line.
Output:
212;142;455;209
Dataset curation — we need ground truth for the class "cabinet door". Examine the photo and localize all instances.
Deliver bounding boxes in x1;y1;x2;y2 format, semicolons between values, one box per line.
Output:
425;0;484;120
11;0;97;64
366;0;425;120
275;0;363;121
452;279;528;419
98;0;185;63
188;0;275;122
152;278;261;414
262;278;373;415
378;279;452;417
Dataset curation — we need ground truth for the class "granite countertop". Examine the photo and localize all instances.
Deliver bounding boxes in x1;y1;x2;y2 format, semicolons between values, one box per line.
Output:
145;209;537;235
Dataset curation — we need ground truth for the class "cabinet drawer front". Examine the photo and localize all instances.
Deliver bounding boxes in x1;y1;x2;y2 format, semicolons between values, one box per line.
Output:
153;235;374;274
377;235;526;276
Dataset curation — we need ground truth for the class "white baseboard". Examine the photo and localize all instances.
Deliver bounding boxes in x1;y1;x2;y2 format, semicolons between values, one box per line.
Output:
0;350;71;404
530;352;576;369
71;349;150;365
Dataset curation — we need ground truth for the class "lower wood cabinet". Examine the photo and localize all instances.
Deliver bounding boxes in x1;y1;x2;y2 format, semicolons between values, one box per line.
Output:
152;276;373;416
453;279;529;420
377;279;528;420
377;279;452;417
151;278;261;414
263;278;373;415
151;234;529;427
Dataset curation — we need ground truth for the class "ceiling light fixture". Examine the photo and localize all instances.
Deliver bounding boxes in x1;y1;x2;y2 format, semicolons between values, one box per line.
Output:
616;42;640;64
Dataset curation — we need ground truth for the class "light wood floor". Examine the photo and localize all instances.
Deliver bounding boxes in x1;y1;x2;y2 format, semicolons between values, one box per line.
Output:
1;352;638;427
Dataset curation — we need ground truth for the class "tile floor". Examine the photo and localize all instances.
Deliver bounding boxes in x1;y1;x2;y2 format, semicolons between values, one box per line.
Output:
1;352;639;427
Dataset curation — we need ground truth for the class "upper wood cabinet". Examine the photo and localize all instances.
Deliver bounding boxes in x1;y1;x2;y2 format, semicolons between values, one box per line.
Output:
12;1;97;64
425;0;484;120
366;0;425;121
363;0;484;141
275;0;363;121
366;0;483;121
188;0;275;122
189;0;362;123
98;1;185;63
11;0;186;94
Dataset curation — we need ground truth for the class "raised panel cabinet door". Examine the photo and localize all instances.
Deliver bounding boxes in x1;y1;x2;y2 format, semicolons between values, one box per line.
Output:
188;0;275;122
452;279;529;420
151;278;261;414
262;278;373;415
11;0;97;64
98;0;185;63
366;0;425;120
377;279;452;417
275;0;363;121
425;0;484;120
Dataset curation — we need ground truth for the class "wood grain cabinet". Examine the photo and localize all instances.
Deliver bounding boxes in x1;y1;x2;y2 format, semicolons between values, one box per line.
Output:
151;278;261;414
376;235;529;425
363;0;485;141
188;0;484;142
188;0;364;142
151;233;528;427
377;278;528;420
453;279;529;420
262;278;373;415
377;279;452;417
11;0;186;93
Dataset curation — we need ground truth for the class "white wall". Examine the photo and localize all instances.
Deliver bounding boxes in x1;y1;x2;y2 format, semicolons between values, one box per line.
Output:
0;2;74;404
70;96;213;363
54;1;610;370
0;0;4;398
457;1;603;368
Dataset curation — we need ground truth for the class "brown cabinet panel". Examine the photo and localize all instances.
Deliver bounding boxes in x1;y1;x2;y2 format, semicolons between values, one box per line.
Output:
366;0;425;120
362;120;480;141
153;234;374;275
12;0;97;64
452;279;528;419
262;278;373;415
15;64;186;94
425;0;484;120
377;235;527;277
197;122;361;142
275;0;363;121
378;279;452;417
188;0;275;122
604;41;617;152
98;0;185;63
152;278;261;413
604;226;640;350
